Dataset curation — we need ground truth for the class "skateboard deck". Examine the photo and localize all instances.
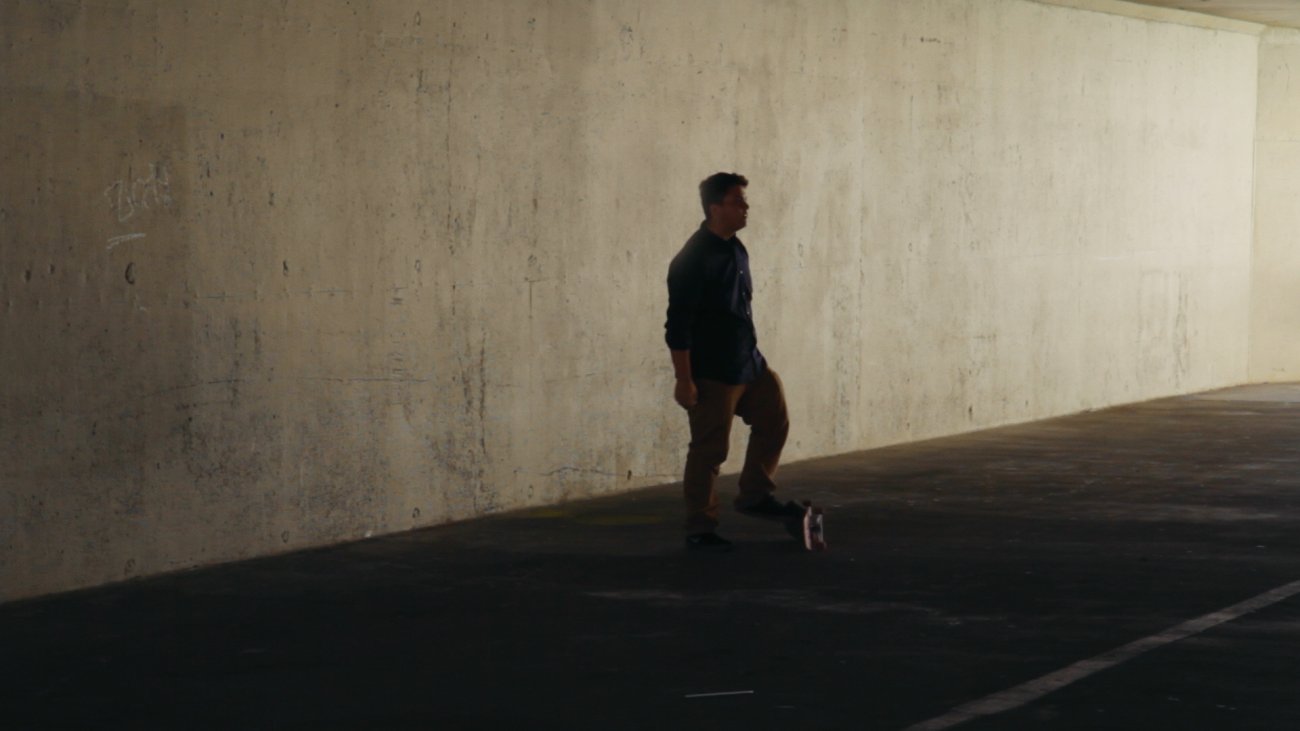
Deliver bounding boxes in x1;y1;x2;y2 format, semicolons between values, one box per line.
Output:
790;501;827;552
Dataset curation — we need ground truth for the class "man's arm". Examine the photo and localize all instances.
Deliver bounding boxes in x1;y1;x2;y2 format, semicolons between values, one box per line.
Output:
665;251;702;410
670;349;697;409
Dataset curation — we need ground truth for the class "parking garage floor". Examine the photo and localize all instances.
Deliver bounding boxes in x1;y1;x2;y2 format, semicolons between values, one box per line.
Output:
4;384;1300;730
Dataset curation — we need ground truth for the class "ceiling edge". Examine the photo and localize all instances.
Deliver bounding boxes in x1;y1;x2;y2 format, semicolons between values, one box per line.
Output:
1029;0;1267;35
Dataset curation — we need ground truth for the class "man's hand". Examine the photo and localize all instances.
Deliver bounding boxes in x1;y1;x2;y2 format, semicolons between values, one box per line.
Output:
674;378;698;410
669;350;696;409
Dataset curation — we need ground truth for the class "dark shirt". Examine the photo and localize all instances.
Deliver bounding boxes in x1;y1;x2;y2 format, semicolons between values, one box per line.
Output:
664;223;767;385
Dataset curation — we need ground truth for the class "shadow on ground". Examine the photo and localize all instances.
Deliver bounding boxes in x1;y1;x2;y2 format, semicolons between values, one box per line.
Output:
4;387;1300;729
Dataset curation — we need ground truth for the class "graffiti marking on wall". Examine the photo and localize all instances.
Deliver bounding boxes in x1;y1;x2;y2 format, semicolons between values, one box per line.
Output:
103;162;174;223
106;233;146;251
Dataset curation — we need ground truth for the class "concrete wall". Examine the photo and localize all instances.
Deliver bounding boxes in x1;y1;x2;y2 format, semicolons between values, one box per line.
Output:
0;0;1263;601
1250;28;1300;381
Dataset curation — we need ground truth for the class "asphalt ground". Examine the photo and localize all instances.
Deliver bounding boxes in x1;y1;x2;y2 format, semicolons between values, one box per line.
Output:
3;384;1300;730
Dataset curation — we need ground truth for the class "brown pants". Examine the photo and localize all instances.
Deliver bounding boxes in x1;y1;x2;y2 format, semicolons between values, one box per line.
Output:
683;367;790;533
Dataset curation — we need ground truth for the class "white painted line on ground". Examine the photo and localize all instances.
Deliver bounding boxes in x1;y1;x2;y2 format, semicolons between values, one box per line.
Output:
903;578;1300;731
684;690;754;699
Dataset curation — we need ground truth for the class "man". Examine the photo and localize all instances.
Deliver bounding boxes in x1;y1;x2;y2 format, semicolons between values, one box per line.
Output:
665;172;802;552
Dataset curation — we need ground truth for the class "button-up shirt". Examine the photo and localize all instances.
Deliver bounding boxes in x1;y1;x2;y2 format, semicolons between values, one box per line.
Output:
664;223;767;385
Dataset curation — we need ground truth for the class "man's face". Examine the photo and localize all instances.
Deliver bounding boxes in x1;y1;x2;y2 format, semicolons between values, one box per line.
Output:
711;185;749;233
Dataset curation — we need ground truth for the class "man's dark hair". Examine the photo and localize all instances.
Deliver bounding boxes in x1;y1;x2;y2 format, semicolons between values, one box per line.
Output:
699;172;748;219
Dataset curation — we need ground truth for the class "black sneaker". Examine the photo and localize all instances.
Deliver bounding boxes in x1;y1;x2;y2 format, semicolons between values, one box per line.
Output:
736;494;803;521
685;532;734;553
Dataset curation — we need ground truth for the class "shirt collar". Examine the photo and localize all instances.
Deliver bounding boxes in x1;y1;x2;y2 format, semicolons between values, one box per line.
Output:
699;221;739;245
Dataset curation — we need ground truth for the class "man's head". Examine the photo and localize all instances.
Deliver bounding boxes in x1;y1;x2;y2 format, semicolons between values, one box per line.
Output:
699;172;749;237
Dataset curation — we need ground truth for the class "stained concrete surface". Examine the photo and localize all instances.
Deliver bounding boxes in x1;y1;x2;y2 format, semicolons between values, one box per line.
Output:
3;386;1300;730
2;0;1268;601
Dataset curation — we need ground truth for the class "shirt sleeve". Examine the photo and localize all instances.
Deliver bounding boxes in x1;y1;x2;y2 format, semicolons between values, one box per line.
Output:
664;251;703;351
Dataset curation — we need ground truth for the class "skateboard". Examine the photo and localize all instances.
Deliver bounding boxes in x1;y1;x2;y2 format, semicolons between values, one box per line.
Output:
787;501;827;552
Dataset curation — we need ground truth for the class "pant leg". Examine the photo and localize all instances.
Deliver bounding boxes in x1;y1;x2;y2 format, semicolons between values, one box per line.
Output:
683;378;744;533
733;367;790;506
